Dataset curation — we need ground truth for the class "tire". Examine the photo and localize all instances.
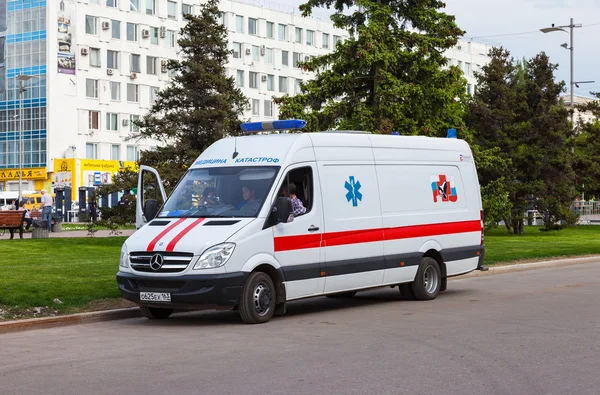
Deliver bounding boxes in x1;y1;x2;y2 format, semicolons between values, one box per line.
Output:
139;306;174;319
411;257;442;300
239;272;276;324
326;291;357;298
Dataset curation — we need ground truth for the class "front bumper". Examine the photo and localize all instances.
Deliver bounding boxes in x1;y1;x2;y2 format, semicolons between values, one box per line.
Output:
116;271;248;310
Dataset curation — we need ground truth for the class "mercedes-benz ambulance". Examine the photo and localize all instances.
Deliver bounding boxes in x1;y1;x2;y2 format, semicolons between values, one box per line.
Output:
117;120;486;324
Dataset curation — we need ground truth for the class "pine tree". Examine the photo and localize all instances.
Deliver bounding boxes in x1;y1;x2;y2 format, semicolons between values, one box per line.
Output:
275;0;467;135
132;0;248;190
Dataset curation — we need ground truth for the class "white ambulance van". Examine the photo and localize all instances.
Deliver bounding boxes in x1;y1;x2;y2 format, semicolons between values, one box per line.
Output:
117;120;486;324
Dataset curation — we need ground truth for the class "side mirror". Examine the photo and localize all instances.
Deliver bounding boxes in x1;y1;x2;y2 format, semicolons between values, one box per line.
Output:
271;197;293;224
143;199;158;221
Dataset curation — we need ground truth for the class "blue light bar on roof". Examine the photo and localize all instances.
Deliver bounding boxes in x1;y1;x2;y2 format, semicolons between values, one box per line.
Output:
240;119;307;132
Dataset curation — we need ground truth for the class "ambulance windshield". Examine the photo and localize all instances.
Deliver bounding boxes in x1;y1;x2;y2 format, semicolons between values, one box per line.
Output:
158;166;280;218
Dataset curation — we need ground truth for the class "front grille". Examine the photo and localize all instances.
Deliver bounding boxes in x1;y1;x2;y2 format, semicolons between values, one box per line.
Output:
130;251;194;273
133;279;186;291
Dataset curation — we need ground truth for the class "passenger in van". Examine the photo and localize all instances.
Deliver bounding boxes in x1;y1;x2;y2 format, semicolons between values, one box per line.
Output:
237;185;257;210
281;182;306;217
200;187;218;206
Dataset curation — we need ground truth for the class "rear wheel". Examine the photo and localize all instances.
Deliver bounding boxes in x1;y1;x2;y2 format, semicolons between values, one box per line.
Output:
239;272;276;324
139;306;174;319
326;291;357;298
411;257;441;300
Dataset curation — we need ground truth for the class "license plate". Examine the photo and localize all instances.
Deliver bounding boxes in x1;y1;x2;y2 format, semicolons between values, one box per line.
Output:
140;292;171;302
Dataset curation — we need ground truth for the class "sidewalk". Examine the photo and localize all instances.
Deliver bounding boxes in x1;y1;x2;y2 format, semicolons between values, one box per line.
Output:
0;228;136;239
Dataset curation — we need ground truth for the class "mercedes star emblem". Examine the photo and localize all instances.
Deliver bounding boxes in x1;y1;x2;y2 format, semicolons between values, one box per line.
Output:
150;254;164;271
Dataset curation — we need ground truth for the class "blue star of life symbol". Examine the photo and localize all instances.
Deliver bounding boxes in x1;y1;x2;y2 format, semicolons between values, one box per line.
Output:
345;176;362;207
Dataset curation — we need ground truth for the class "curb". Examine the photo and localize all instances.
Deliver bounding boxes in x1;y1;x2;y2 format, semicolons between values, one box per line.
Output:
1;255;599;334
0;307;141;334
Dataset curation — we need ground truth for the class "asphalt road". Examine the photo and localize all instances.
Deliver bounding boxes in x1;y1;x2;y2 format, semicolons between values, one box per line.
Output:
2;263;599;395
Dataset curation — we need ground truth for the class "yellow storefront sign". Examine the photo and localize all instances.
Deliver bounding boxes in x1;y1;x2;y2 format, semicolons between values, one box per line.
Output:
0;167;47;181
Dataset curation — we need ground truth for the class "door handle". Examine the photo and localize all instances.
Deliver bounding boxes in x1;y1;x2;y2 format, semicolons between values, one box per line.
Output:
308;225;320;232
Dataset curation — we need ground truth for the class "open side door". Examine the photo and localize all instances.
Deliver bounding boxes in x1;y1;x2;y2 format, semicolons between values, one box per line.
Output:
136;165;167;229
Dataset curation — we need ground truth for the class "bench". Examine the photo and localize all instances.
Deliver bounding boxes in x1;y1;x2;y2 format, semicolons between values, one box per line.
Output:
0;211;26;239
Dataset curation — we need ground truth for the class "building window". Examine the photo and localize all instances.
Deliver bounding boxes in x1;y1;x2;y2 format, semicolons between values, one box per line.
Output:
150;87;159;105
86;143;98;159
130;115;140;133
111;20;121;39
306;30;314;46
126;23;138;41
107;50;119;69
146;0;155;15
90;48;101;67
182;3;192;18
130;54;140;72
111;145;121;160
89;111;99;130
236;15;244;33
278;24;286;41
333;35;340;47
127;84;139;102
293;52;301;68
127;146;139;161
167;0;177;20
265;48;273;64
130;0;139;12
85;16;97;35
236;70;244;87
86;79;98;98
151;27;159;45
252;45;259;62
249;72;258;89
147;56;157;74
106;113;119;131
279;77;288;93
295;27;302;43
267;74;274;91
106;0;117;7
248;18;257;35
322;33;329;49
264;100;272;117
252;99;260;116
266;22;274;38
110;81;120;101
467;84;473;95
465;62;472;75
166;30;176;48
232;42;242;59
281;50;288;66
294;78;301;94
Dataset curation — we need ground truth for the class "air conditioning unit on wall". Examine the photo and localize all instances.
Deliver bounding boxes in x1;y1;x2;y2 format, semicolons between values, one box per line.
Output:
160;26;166;38
122;119;129;126
142;29;150;38
102;21;110;30
80;47;88;56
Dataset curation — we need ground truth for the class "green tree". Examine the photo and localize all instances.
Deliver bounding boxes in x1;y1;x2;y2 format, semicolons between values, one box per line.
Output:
276;0;467;135
132;0;247;190
466;48;575;233
573;92;600;199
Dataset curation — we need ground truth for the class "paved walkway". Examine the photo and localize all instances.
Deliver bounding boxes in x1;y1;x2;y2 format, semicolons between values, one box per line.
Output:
0;228;136;240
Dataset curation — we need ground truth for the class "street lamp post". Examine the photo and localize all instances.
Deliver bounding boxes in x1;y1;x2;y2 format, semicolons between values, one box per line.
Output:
16;74;34;203
540;19;594;127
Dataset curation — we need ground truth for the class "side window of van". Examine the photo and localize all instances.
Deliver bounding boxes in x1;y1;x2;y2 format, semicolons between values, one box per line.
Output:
279;167;313;215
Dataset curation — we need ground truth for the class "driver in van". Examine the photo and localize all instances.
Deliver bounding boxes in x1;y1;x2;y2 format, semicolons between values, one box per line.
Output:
237;185;257;210
199;187;218;207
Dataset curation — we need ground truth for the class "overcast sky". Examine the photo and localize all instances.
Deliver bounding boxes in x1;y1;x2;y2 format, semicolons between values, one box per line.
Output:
283;0;600;97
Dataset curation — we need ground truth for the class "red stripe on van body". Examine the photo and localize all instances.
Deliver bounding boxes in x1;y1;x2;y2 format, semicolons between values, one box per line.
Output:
274;220;481;252
165;218;205;252
274;233;322;252
147;218;187;251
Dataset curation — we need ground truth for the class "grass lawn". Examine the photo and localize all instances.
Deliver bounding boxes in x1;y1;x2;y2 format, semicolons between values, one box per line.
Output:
2;225;600;318
61;223;136;231
484;225;600;264
0;237;128;318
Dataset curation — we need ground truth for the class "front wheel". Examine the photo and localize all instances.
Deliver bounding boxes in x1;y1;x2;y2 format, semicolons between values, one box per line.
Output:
139;306;174;319
411;257;442;300
239;272;276;324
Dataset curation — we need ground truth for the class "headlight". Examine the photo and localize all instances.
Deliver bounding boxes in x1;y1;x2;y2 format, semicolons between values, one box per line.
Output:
120;245;129;268
193;243;235;269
